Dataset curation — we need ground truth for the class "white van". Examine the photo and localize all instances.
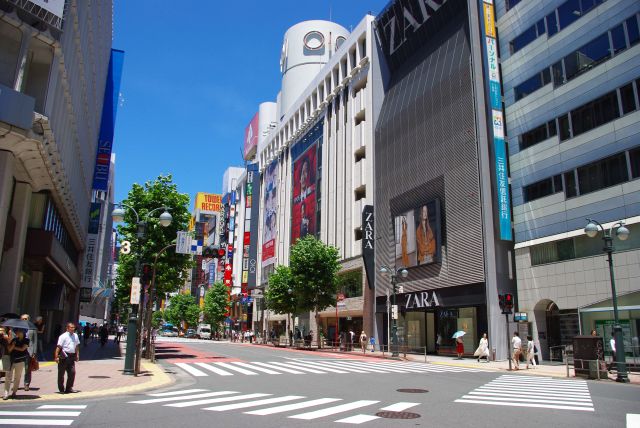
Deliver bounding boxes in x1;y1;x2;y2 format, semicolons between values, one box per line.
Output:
197;324;212;340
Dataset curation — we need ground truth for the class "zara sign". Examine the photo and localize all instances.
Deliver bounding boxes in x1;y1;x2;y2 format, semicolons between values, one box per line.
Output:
403;290;441;309
362;205;375;289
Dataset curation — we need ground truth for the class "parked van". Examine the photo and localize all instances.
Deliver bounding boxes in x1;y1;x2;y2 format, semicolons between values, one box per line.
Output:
197;324;212;340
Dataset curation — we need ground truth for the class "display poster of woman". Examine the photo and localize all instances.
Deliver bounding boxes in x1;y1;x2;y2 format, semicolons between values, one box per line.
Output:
416;204;436;264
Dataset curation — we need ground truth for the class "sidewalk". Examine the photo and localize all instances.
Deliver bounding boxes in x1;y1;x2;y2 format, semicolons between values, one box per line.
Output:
0;336;172;403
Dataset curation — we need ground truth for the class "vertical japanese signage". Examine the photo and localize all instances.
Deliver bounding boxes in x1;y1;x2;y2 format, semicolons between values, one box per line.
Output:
81;202;101;292
92;49;124;191
480;0;512;241
241;163;260;292
262;160;278;267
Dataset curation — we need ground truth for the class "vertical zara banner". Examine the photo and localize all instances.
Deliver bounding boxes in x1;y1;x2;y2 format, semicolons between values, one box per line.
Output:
362;205;375;289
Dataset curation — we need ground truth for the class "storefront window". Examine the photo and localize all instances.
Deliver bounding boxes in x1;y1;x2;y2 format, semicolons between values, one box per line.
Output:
435;307;477;355
399;312;425;351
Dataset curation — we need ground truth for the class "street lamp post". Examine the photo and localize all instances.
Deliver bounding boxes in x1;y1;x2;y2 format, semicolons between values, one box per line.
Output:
380;265;408;358
112;203;172;375
584;218;630;383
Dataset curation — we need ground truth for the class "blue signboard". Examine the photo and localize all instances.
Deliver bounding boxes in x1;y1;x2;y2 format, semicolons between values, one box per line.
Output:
92;49;124;191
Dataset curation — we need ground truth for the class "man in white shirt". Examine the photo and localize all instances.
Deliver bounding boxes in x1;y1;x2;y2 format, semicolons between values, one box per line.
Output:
511;332;522;370
54;323;80;394
609;335;616;373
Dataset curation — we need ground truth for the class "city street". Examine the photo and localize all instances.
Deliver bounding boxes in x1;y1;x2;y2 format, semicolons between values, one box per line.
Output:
0;338;638;427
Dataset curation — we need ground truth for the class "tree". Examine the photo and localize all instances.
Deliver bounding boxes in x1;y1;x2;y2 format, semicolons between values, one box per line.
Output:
289;236;340;347
165;294;199;329
264;265;297;343
151;310;165;328
203;281;229;333
113;174;192;317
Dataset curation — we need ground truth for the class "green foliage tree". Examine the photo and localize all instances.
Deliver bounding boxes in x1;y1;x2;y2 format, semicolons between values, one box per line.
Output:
203;281;229;333
289;236;340;347
264;265;297;343
165;293;199;329
113;175;192;316
151;310;165;328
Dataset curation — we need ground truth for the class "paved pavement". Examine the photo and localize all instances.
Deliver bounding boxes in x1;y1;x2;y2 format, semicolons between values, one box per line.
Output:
0;336;171;403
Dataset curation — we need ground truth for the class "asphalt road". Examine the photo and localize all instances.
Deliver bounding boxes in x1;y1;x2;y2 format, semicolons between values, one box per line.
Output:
1;338;638;427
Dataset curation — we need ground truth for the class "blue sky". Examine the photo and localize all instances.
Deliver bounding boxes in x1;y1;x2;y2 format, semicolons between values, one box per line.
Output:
112;0;389;205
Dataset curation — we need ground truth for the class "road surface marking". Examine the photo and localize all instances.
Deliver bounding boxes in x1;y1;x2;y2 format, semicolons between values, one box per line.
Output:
171;393;271;408
380;402;420;411
0;412;82;417
37;405;87;410
213;362;258;375
175;362;207;377
0;420;74;426
195;362;233;376
148;389;208;397
335;414;381;424
627;414;640;428
245;398;342;415
251;361;305;374
129;391;238;404
232;361;281;374
204;396;305;411
267;361;326;374
289;400;379;420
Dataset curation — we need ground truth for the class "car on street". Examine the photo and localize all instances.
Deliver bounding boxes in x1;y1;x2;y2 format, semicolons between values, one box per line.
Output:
161;326;179;337
185;328;199;339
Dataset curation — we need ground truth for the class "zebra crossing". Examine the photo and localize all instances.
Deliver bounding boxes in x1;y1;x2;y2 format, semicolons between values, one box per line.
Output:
128;388;421;424
0;404;87;426
455;374;594;412
173;358;487;378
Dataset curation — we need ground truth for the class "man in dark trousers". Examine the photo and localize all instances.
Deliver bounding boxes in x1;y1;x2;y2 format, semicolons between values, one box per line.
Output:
54;323;80;394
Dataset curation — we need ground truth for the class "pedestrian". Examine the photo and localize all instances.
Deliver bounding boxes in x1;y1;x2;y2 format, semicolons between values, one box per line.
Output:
349;330;355;351
4;328;30;400
456;336;464;359
511;332;522;370
436;334;441;354
474;333;490;362
99;324;108;347
116;324;124;343
82;324;91;346
0;327;10;383
525;335;537;369
54;322;80;394
35;316;45;361
21;314;37;391
609;333;616;373
359;331;367;353
590;329;598;336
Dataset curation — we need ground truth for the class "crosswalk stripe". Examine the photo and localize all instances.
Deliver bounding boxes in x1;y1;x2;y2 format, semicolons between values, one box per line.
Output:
468;391;592;401
37;405;87;410
326;361;390;373
204;395;305;411
497;376;588;386
314;361;370;373
149;389;208;397
627;414;640;428
380;402;420;411
461;395;593;407
175;362;208;377
289;400;380;420
129;391;238;404
335;414;381;424
214;362;258;375
455;399;594;412
294;360;351;373
170;393;271;408
489;378;588;388
477;385;590;395
231;362;281;374
267;361;327;374
0;412;81;417
0;420;74;426
341;361;412;373
195;362;234;376
251;361;306;374
245;398;342;416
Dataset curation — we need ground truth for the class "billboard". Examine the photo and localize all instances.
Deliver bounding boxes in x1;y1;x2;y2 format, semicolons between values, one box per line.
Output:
394;199;441;268
261;160;278;267
244;112;259;161
291;143;317;243
194;192;222;214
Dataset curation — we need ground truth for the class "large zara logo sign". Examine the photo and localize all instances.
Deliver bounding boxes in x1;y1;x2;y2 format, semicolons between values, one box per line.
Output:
376;0;448;57
403;290;441;309
362;205;375;289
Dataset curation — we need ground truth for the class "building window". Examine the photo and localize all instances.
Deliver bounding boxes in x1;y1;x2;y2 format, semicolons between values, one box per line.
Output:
506;0;522;11
620;83;637;115
576;152;628;196
564;171;577;198
558;114;571;141
515;68;551;101
510;25;538;54
570;90;619;138
523;174;563;203
627;16;640;47
519;120;557;150
629;147;640;179
563;33;610;82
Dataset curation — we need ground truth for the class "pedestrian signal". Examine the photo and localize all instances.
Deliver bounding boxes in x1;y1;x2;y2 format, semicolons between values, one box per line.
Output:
498;294;505;310
505;293;514;312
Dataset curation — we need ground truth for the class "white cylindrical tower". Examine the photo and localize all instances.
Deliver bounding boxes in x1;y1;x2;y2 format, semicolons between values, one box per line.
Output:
279;20;349;119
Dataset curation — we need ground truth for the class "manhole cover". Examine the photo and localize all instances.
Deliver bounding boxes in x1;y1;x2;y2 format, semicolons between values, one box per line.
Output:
375;411;421;419
88;375;110;379
396;388;428;393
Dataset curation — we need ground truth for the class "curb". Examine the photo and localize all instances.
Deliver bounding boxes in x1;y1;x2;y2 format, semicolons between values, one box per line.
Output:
0;362;174;403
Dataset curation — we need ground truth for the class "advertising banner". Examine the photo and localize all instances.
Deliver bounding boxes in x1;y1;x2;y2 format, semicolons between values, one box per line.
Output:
244;112;259;160
261;160;278;267
92;49;124;191
362;205;375;289
195;193;222;213
480;0;512;241
394;198;441;268
291;142;317;243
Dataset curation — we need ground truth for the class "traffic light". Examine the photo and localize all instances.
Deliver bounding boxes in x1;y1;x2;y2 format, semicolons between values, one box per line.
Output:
203;245;224;259
498;294;505;311
504;293;514;312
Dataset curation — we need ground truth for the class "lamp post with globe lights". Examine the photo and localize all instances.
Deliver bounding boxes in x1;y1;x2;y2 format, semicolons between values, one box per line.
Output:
584;218;630;383
379;265;408;357
112;203;172;375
